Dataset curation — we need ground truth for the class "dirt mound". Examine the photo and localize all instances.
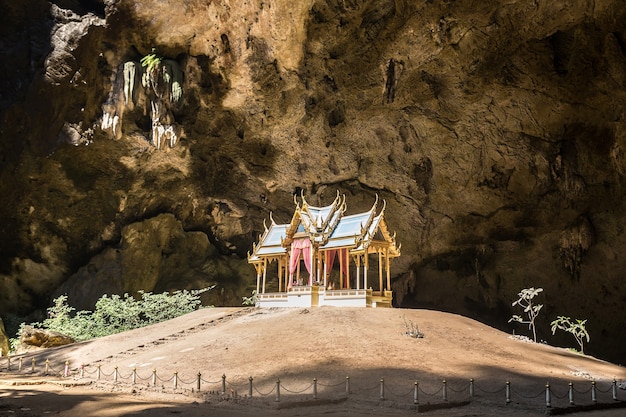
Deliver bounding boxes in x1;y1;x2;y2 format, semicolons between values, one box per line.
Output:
1;307;625;416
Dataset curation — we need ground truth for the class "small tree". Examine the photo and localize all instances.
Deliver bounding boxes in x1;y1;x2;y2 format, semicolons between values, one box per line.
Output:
551;316;590;354
509;287;543;342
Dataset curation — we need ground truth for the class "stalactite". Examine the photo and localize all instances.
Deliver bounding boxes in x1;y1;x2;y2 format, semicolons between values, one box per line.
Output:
559;217;594;280
162;59;183;104
123;61;140;109
100;56;183;149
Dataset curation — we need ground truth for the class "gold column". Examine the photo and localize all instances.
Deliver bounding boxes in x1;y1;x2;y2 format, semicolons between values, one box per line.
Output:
339;250;344;289
256;265;261;295
378;249;383;292
345;248;350;289
262;258;267;294
356;255;361;290
278;258;282;293
386;248;391;291
364;254;369;289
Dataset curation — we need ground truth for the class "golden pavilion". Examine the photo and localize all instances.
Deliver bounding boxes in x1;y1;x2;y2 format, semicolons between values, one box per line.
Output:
247;192;401;307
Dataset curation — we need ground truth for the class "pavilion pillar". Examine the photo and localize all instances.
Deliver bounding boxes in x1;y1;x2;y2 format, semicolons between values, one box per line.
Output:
386;248;391;292
339;250;344;289
322;252;328;289
262;258;267;294
278;258;282;293
378;250;383;292
288;246;293;288
363;254;368;289
356;255;361;290
256;267;261;295
316;251;320;285
309;242;315;285
345;249;350;289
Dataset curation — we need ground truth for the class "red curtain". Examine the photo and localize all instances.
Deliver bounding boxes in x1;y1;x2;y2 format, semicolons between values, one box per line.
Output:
289;238;312;282
325;248;349;288
325;250;337;273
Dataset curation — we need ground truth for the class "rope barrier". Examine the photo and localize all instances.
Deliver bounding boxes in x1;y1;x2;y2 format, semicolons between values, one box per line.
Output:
200;376;222;384
253;383;276;397
474;383;506;395
281;381;313;394
351;381;379;391
418;384;443;396
510;386;545;399
317;379;345;388
573;385;592;394
596;381;614;393
2;357;623;409
550;386;569;400
384;383;413;398
447;381;469;393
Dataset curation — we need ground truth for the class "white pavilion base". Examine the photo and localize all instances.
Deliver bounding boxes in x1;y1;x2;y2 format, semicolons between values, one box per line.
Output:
256;286;393;308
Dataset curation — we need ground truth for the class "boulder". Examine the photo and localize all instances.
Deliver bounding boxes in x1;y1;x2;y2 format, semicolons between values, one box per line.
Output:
0;317;9;356
19;325;75;350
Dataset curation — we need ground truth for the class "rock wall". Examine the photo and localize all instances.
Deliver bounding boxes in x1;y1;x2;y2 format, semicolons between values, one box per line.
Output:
1;0;626;362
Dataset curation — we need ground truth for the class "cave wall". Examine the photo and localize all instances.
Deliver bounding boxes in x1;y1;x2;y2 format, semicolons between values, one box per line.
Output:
1;0;626;362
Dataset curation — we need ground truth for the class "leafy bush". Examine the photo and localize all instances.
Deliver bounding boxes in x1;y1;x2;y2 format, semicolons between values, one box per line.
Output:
551;316;590;354
508;287;543;342
12;288;212;349
242;290;257;306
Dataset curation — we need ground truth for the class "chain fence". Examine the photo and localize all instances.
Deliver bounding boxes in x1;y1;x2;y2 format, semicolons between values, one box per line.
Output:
1;355;624;412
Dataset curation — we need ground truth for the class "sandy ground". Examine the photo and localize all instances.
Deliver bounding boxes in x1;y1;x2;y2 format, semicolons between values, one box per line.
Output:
1;307;625;416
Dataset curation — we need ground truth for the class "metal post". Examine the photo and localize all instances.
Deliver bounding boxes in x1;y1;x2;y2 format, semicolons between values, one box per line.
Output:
248;376;253;397
173;372;178;389
568;382;574;405
545;383;551;408
313;378;318;399
506;381;511;404
45;359;49;375
222;374;226;395
591;381;597;404
152;369;157;386
114;366;118;383
469;378;474;398
64;361;69;378
612;379;618;401
413;381;419;404
19;357;23;372
97;365;102;380
198;373;202;392
31;358;35;373
132;368;137;385
442;379;447;401
275;379;281;402
346;376;351;394
380;378;385;400
80;364;84;378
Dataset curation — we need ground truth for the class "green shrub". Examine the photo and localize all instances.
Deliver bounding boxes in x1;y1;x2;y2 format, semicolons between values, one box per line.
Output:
242;290;257;306
11;288;212;350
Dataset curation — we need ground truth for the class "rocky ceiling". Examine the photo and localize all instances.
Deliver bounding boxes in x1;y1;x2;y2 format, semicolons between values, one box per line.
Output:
1;0;626;362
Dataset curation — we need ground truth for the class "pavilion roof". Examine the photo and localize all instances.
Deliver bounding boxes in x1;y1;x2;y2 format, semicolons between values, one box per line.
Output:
248;193;401;263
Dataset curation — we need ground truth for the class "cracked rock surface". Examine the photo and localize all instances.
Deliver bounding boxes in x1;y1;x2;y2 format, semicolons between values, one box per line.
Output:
1;0;626;362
